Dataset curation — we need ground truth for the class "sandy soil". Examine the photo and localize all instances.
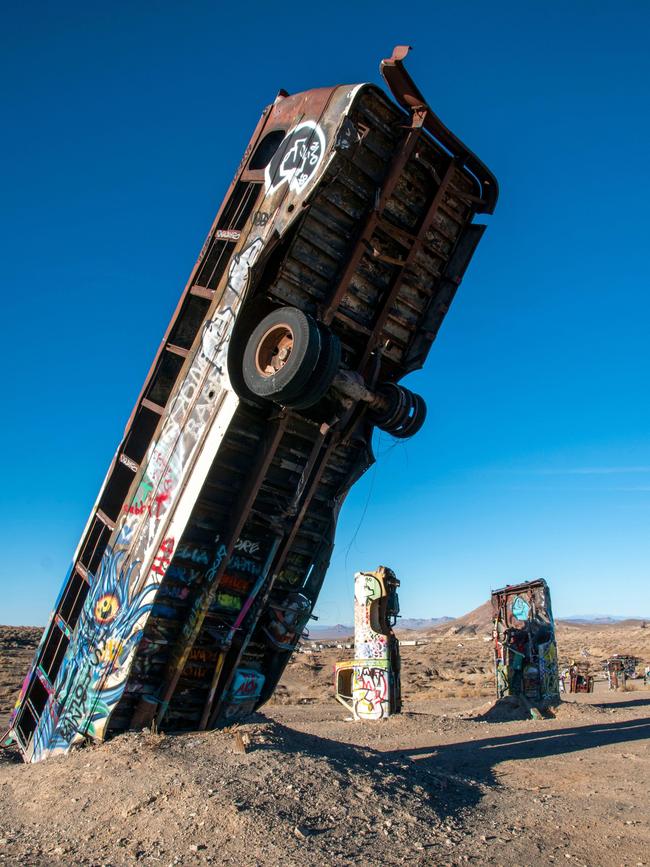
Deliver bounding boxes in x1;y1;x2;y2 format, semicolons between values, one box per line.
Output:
1;622;649;866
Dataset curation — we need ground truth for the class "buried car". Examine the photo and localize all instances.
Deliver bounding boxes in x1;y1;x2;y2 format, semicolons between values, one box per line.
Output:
4;46;497;762
492;579;560;706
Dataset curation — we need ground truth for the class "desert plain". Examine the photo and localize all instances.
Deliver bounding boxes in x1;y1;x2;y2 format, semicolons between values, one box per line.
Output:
1;605;649;866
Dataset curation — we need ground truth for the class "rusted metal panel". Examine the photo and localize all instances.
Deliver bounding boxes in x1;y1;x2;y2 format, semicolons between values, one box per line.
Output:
603;654;641;690
5;47;497;761
563;662;594;694
492;579;560;706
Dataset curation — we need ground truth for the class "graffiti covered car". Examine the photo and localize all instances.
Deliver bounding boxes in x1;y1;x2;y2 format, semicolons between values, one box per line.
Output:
492;579;560;706
335;566;401;720
4;46;497;761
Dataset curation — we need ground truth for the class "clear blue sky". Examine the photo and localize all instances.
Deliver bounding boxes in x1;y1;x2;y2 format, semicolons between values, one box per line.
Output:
2;1;649;626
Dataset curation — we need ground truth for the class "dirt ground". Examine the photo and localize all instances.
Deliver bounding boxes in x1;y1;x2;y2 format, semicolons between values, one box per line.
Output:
1;622;649;866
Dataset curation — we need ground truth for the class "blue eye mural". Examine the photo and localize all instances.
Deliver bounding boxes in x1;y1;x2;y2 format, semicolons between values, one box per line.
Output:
31;526;160;761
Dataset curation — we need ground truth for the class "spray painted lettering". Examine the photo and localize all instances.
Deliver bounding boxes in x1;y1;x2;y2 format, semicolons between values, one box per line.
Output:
265;121;326;195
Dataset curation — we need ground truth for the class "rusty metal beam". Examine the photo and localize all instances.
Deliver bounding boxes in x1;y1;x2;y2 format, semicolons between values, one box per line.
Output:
380;45;498;214
321;128;422;326
359;159;458;371
189;285;215;301
141;397;165;415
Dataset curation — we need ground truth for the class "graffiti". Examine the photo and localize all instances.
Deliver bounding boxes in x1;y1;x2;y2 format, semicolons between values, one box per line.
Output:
188;647;219;664
335;116;362;152
214;592;242;612
125;473;172;519
151;537;175;578
265;121;326;195
353;665;388;721
184;664;209;680
200;312;232;375
220;573;253;594
197;238;262;379
233;537;260;555
165;564;203;586
175;544;210;566
263;591;310;649
228;554;261;575
11;86;333;762
157;583;190;601
30;528;161;760
252;210;273;228
227;237;263;297
57;666;92;741
355;572;381;606
335;567;401;722
215;228;241;241
511;595;530;621
539;640;559;699
496;660;509;695
119;453;139;472
94;594;120;625
124;473;168;518
91;637;124;668
230;668;265;702
276;569;301;586
213;534;260;556
205;540;262;581
356;637;387;659
492;580;560;705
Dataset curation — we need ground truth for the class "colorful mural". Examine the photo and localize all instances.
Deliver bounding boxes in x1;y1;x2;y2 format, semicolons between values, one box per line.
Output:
21;236;256;760
334;566;401;721
491;579;560;706
6;46;497;762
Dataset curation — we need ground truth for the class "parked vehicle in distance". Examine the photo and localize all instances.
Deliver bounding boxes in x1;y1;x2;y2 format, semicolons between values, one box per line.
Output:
5;46;498;762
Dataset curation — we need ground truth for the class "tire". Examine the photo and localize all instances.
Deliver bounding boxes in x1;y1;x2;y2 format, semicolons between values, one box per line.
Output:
286;327;341;410
371;383;427;438
242;307;321;403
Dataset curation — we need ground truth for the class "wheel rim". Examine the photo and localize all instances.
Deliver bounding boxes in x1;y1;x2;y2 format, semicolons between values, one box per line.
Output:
255;323;294;377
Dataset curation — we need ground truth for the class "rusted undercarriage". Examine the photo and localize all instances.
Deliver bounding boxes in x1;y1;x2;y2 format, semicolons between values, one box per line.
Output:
5;47;497;762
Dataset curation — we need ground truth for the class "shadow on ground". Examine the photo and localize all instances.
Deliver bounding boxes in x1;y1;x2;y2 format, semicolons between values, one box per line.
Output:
589;696;650;710
225;712;650;818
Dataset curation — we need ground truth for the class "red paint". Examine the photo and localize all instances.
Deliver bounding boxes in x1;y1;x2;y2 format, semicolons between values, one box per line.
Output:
151;537;175;577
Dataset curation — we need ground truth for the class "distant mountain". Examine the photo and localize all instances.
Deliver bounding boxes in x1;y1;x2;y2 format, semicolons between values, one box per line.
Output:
307;616;454;640
442;600;493;635
397;617;454;631
560;615;649;625
307;624;353;640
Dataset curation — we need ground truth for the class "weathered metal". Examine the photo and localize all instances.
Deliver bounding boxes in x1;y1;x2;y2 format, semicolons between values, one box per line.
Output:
5;47;497;762
565;662;594;694
492;579;560;706
334;566;401;720
603;654;640;690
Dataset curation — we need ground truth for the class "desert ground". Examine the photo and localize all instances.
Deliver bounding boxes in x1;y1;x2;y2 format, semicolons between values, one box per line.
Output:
1;610;649;866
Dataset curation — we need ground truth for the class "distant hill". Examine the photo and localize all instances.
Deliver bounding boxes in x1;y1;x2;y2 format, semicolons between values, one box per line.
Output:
307;624;353;640
306;610;649;642
560;615;649;625
397;617;454;632
440;600;493;636
436;607;650;637
308;616;454;640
